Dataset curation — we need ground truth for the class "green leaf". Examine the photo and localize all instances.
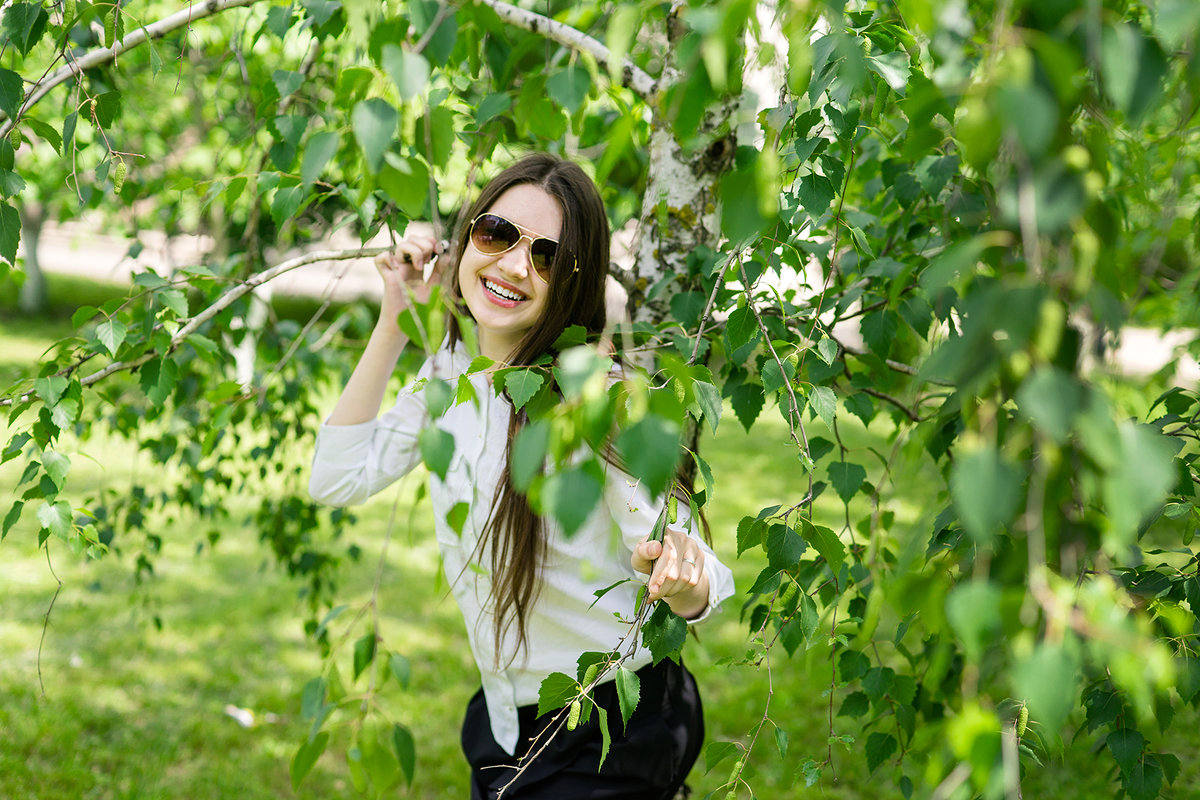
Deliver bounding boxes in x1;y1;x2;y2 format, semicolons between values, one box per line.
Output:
1017;368;1080;442
0;201;19;265
827;461;865;504
389;653;412;689
475;92;512;126
92;91;122;129
536;671;578;717
730;382;765;432
381;45;430;100
352;98;398;174
352;633;376;681
737;517;765;555
511;419;549;492
271;183;307;229
504;368;545;411
861;310;899;358
596;704;612;768
1101;23;1167;124
392;723;416;786
41;450;70;490
616;416;681;498
1101;423;1176;543
774;725;790;758
36;501;72;540
838;691;870;718
816;337;838;365
867;51;910;92
542;464;603;536
1011;641;1080;739
418;426;454;481
1106;729;1145;778
272;69;304;100
951;446;1022;544
290;731;329;791
94;318;127;357
765;523;805;571
445;501;468;536
641;601;687;664
265;4;294;38
761;357;797;396
725;303;759;352
140;358;178;407
547;65;591;113
3;501;23;539
801;521;846;576
301;131;340;188
865;731;897;773
693;381;722;434
1;1;49;56
797;172;836;219
946;580;1001;662
809;386;836;429
300;676;327;720
158;289;187;318
705;742;741;777
379;154;429;218
0;68;23;120
615;666;640;728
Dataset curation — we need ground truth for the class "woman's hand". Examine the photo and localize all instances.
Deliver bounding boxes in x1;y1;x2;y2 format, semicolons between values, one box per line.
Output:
632;526;710;620
374;222;444;334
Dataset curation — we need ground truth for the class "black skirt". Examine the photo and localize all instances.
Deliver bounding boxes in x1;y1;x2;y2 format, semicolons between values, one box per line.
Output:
461;659;704;800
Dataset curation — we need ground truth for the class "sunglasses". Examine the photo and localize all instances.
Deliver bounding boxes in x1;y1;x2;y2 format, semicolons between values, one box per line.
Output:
467;213;577;282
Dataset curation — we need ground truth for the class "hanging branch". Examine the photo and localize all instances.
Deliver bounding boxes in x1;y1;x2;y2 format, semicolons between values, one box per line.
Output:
475;0;657;100
0;0;263;138
0;246;389;407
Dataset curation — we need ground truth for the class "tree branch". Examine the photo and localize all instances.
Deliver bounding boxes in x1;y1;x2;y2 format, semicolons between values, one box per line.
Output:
0;0;262;138
0;247;389;407
475;0;656;100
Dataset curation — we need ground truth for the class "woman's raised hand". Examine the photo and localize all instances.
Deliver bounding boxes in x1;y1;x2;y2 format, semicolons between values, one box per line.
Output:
374;222;444;333
632;526;710;620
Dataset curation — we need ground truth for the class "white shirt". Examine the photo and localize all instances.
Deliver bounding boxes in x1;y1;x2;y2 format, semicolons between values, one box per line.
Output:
308;345;735;755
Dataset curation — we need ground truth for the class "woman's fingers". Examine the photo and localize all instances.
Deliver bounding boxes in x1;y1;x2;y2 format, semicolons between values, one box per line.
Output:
632;529;704;602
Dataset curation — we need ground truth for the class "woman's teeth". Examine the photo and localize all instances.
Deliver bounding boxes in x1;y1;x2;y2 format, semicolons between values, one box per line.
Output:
484;278;525;302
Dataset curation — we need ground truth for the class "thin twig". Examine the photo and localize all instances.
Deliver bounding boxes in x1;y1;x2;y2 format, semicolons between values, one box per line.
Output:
38;547;64;696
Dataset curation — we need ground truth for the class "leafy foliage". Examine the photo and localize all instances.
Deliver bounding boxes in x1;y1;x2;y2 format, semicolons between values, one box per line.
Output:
2;0;1200;798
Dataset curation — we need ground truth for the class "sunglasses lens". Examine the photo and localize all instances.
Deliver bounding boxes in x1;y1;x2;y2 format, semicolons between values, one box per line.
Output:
471;214;519;254
529;239;558;276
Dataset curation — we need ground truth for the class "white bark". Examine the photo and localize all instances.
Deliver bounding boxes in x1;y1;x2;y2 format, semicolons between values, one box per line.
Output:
476;0;656;100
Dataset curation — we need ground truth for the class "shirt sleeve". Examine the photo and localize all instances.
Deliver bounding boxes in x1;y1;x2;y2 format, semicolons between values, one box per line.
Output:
603;468;735;626
308;358;434;507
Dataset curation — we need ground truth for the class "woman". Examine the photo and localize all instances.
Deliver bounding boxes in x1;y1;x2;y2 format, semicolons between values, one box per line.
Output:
309;153;734;799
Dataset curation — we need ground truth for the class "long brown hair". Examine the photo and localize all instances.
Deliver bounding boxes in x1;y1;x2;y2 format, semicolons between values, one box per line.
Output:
445;153;610;664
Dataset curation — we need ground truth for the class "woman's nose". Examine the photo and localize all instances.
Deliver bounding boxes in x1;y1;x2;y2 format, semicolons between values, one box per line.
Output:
496;242;532;278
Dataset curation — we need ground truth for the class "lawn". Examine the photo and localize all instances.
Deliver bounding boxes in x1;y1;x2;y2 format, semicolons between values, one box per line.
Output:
2;275;1197;799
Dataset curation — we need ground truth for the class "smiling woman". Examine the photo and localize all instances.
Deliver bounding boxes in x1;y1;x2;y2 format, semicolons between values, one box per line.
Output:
307;153;734;800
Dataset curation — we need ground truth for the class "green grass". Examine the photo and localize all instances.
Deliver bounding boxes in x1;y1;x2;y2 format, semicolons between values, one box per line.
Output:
3;278;1199;799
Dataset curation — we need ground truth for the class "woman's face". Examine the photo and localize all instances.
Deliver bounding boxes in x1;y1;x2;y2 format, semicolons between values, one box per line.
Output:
458;183;563;362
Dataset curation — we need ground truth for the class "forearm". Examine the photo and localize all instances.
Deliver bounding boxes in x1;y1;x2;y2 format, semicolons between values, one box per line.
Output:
325;323;409;426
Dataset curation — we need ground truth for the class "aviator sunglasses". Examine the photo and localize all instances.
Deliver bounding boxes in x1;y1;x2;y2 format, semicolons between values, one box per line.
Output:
467;213;577;282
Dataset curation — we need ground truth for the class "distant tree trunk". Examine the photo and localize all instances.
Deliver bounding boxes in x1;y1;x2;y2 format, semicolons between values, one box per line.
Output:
18;203;46;315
